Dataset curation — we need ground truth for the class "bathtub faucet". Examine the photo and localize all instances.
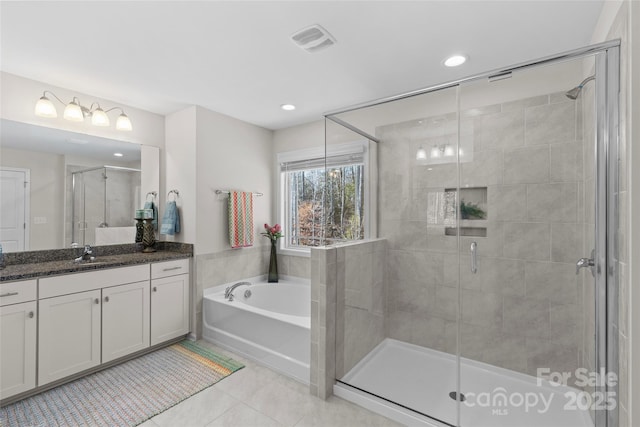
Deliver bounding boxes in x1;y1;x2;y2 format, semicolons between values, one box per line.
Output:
225;281;251;300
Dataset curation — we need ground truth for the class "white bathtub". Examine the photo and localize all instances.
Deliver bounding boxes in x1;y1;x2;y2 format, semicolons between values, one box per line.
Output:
203;276;311;383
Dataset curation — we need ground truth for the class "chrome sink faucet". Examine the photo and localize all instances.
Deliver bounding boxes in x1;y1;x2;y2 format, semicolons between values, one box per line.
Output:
74;245;94;262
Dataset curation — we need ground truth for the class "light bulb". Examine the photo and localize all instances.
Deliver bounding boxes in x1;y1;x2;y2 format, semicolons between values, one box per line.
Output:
34;95;57;118
63;101;84;122
116;113;132;131
416;146;427;160
91;107;110;126
444;145;455;157
430;146;441;159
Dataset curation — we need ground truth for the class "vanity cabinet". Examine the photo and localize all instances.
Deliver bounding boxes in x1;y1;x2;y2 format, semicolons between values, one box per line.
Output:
102;280;150;363
150;259;189;345
38;289;102;386
38;265;150;386
0;256;190;402
0;279;37;400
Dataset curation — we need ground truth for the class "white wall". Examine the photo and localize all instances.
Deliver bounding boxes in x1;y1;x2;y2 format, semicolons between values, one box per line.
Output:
273;119;324;153
195;106;273;255
164;106;197;246
165;105;273;255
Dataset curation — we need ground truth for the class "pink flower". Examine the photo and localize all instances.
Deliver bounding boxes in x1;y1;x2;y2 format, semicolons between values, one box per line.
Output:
261;223;283;241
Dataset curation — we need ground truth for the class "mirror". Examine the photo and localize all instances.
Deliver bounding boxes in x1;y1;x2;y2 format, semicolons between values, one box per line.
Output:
0;118;160;252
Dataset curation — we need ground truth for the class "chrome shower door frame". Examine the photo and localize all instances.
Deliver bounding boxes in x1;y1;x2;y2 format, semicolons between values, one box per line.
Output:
325;40;621;427
595;44;620;427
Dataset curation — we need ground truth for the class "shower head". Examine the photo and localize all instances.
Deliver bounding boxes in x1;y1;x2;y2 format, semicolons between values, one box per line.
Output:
565;75;595;100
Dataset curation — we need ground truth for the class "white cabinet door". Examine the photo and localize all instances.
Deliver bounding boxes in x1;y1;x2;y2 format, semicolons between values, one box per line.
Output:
38;290;101;386
102;280;150;363
150;274;189;346
0;301;36;399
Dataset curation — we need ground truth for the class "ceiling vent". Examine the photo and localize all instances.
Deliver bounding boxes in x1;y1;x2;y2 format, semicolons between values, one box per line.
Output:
290;24;336;53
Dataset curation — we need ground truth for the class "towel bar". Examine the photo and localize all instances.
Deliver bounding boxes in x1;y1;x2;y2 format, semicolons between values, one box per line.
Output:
215;189;263;197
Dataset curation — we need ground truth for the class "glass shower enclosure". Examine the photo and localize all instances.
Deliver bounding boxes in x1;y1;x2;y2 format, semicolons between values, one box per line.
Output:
69;165;141;247
326;42;619;427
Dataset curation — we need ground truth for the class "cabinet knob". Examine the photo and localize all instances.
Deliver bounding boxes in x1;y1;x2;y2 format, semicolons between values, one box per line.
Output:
153;286;158;292
104;296;110;303
28;311;34;319
94;298;100;304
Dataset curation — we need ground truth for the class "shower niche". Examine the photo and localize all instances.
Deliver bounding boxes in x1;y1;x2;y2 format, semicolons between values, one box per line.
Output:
444;186;487;237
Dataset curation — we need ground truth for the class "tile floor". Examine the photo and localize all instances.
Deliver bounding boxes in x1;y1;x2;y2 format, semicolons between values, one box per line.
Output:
138;340;401;427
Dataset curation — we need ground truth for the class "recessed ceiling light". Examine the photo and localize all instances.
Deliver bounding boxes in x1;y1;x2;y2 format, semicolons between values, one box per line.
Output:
281;104;296;111
444;55;467;67
113;152;124;157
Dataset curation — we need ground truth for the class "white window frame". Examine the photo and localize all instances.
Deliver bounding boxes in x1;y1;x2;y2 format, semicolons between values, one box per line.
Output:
276;140;372;257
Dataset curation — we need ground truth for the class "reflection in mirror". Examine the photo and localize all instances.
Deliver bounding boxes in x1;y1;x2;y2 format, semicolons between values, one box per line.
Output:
0;119;159;252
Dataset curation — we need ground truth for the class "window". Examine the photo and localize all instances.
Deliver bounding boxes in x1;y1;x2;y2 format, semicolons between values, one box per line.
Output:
278;142;369;252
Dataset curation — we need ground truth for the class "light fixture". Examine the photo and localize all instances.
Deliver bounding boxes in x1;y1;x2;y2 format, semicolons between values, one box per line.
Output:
416;146;428;160
113;152;124;157
63;98;84;122
116;113;133;131
91;107;110;126
281;104;296;111
34;91;132;131
34;95;57;118
444;145;455;157
444;55;467;67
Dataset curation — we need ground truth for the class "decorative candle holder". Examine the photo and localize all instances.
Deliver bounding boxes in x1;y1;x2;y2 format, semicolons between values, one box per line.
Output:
142;219;156;253
134;218;144;251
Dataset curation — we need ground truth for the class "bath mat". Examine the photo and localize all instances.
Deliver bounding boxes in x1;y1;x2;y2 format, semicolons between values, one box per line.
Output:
0;340;244;427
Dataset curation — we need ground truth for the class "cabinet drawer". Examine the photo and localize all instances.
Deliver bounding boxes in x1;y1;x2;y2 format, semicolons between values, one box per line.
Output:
0;280;37;306
39;265;150;299
151;259;189;279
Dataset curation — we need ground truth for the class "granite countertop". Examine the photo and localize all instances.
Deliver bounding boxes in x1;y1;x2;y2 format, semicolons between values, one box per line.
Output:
0;242;193;282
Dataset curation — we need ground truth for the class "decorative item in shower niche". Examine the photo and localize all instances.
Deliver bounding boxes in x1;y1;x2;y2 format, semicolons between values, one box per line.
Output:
261;223;283;283
460;200;486;220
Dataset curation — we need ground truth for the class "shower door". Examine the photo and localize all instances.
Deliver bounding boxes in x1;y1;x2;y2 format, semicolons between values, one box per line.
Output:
457;48;618;427
71;167;106;246
328;42;619;427
330;86;464;426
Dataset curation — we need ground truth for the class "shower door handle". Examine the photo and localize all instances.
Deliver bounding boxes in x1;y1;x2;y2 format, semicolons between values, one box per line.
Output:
576;249;595;276
470;241;478;274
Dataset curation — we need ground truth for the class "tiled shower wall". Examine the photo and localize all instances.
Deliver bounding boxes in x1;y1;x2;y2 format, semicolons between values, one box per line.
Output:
377;90;588;379
311;239;386;399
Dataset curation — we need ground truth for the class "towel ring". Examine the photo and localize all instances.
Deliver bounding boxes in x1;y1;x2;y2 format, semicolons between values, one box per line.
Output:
168;190;180;201
146;191;157;202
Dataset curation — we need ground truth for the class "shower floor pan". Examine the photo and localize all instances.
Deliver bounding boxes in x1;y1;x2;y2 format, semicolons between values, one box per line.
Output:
335;339;593;427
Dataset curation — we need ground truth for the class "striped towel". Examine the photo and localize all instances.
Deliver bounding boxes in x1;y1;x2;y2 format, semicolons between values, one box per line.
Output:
228;191;254;248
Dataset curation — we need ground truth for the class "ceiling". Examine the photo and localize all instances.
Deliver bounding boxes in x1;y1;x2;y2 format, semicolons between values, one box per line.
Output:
0;1;604;130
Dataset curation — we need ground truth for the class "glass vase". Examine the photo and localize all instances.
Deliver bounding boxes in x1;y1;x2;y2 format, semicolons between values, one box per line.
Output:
268;239;278;283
